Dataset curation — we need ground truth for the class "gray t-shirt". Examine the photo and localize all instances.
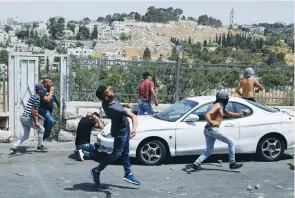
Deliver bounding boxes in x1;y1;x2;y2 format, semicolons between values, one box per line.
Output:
102;99;129;137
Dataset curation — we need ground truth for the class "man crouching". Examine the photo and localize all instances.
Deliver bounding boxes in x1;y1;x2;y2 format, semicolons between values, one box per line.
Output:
75;112;103;161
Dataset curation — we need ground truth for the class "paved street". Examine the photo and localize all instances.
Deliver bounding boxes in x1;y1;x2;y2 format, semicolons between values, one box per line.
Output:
0;141;294;198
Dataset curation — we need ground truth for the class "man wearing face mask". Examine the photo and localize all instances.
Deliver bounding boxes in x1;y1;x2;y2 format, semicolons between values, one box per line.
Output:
91;85;140;188
191;90;246;170
236;67;264;102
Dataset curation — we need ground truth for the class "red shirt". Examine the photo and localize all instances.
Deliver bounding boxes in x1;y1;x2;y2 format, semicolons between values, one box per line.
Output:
138;80;154;102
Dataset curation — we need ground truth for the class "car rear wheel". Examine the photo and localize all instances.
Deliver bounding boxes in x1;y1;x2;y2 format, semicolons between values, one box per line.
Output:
137;140;167;166
257;136;285;161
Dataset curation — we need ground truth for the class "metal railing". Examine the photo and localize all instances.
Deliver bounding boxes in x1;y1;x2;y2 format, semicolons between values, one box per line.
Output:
68;57;294;106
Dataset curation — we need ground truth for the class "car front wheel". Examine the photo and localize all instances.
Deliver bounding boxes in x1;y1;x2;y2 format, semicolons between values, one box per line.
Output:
257;136;285;161
137;140;167;166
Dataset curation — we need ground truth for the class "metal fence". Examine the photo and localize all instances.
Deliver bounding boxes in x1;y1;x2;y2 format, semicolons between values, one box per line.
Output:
0;64;8;112
68;57;294;106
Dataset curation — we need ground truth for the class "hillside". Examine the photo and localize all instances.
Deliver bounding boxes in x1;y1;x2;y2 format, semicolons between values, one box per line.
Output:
95;20;231;60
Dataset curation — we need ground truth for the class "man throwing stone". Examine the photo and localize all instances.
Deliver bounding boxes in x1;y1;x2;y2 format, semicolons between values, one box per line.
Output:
91;85;140;187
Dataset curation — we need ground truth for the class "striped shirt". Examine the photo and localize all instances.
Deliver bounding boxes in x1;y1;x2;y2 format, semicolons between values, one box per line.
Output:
22;94;40;118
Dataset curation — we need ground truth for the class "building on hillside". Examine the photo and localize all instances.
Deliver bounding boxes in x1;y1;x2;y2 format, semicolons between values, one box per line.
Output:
67;47;93;57
63;29;75;39
0;31;9;44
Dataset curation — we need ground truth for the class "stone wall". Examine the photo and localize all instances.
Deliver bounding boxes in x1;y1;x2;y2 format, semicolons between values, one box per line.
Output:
62;101;170;133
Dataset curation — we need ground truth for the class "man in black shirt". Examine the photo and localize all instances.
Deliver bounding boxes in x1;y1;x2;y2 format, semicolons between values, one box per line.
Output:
91;85;140;188
75;112;103;161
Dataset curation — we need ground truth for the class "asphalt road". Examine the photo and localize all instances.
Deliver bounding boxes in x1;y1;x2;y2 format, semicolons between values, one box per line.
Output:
0;141;294;198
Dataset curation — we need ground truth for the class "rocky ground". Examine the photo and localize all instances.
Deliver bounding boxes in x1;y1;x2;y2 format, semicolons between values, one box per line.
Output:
0;141;294;198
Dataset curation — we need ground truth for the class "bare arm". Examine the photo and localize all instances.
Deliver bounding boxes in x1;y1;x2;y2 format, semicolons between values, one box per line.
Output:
254;79;264;91
225;110;243;117
127;111;138;138
42;87;54;103
235;81;243;97
31;107;38;125
205;103;220;125
150;84;158;105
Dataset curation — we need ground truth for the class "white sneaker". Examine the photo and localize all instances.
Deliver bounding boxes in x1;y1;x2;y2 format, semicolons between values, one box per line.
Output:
77;149;84;161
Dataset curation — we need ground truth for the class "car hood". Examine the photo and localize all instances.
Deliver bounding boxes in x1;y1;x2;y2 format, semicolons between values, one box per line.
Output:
101;115;177;136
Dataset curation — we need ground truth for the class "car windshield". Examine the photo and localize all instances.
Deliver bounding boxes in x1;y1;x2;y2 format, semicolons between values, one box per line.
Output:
154;99;198;122
246;100;279;113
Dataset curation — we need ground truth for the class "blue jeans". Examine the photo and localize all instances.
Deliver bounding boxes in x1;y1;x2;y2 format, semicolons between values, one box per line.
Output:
76;142;100;159
194;125;236;165
39;109;54;140
138;99;154;115
97;127;131;174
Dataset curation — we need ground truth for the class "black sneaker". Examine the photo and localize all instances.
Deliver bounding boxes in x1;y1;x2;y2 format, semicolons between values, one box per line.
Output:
37;145;48;152
191;163;202;171
91;167;101;187
229;162;243;169
9;147;17;155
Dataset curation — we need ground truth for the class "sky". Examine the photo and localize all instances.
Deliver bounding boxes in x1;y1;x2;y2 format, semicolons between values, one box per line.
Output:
0;1;293;25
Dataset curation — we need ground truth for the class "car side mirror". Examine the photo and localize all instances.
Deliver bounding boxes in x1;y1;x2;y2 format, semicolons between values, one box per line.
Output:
184;114;199;122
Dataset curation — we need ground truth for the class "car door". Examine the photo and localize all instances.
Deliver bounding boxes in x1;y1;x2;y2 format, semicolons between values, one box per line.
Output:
175;103;209;156
214;102;240;153
175;102;240;156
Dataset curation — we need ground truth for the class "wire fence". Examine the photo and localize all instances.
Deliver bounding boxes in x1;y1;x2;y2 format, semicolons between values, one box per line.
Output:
68;57;294;106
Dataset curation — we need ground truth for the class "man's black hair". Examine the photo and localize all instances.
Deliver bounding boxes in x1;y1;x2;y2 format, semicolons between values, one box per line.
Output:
92;112;100;119
96;85;107;100
142;72;152;79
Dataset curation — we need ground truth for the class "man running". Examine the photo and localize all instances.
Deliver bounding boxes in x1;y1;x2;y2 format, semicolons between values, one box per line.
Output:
9;84;48;154
138;72;158;115
75;112;103;161
39;77;59;141
191;90;246;170
92;85;140;187
235;67;264;102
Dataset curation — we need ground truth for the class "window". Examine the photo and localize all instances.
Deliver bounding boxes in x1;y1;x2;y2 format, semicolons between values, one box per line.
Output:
245;100;279;113
191;102;241;121
154;99;198;122
232;102;253;115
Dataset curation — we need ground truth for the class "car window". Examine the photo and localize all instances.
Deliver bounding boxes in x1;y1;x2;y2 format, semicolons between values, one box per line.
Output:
232;102;253;116
245;100;279;113
191;102;234;121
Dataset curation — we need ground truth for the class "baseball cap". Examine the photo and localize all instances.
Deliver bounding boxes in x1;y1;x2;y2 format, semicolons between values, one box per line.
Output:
35;84;45;91
142;72;152;79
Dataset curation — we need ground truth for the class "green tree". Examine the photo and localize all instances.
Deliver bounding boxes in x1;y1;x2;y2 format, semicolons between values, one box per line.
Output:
91;25;98;39
57;47;68;54
266;52;276;65
77;26;90;40
120;32;128;41
67;21;76;33
44;40;57;50
188;37;192;44
181;15;186;20
16;30;26;40
83;17;91;25
203;39;208;47
143;47;151;60
218;35;222;45
48;17;65;39
46;57;50;74
96;17;105;22
0;50;9;65
4;25;12;33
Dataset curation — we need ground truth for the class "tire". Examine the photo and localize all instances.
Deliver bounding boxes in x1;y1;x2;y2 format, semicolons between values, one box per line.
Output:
137;139;167;166
257;136;285;161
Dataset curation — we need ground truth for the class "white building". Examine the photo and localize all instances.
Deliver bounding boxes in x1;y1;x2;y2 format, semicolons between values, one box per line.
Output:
67;47;93;57
63;29;75;39
0;31;9;43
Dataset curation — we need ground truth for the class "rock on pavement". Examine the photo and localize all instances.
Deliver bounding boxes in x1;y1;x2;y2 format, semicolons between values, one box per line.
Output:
0;130;11;143
58;131;75;142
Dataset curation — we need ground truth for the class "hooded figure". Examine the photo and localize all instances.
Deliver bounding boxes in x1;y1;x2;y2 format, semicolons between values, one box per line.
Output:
214;90;229;111
243;67;255;78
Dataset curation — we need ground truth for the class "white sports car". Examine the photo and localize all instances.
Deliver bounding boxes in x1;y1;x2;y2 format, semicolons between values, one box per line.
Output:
97;96;294;166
